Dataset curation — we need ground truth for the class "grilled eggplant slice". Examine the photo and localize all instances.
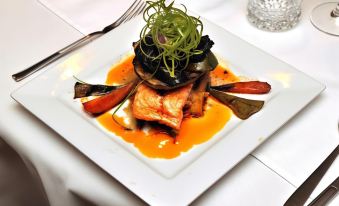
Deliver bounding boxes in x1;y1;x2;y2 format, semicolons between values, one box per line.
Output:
74;82;121;98
210;89;264;119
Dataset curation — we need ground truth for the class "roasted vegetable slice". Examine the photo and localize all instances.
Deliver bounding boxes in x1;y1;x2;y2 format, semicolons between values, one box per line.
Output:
74;82;120;98
82;81;136;115
210;89;264;119
211;81;271;94
189;73;210;117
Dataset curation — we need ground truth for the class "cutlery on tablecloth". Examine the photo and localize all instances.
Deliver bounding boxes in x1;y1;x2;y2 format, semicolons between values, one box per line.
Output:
12;0;146;82
284;144;339;206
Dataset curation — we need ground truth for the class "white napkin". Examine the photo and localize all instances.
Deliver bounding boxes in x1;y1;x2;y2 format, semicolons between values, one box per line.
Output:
39;0;135;34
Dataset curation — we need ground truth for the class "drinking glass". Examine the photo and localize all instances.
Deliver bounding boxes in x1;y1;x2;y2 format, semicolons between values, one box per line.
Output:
310;2;339;36
247;0;302;31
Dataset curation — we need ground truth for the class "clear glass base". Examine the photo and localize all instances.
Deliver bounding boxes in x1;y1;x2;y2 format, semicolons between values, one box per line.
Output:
247;0;301;32
310;2;339;36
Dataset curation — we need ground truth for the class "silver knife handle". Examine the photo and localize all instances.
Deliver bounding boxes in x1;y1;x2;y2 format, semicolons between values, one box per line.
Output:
12;31;102;82
308;177;339;206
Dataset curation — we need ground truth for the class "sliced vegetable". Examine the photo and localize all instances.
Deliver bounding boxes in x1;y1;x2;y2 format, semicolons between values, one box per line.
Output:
211;81;271;94
82;81;136;115
186;52;218;73
189;73;210;117
74;82;120;98
210;89;264;119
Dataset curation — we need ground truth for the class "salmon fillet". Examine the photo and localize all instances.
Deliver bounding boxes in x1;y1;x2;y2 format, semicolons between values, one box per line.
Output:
133;84;193;130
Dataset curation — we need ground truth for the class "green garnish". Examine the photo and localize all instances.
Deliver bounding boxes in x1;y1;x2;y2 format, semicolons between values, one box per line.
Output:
140;0;203;77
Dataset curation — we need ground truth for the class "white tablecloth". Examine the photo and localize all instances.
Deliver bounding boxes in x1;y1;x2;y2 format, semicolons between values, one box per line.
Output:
1;0;339;205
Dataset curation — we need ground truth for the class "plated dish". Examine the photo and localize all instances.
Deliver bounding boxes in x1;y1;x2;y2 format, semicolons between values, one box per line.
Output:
11;1;324;205
73;0;271;159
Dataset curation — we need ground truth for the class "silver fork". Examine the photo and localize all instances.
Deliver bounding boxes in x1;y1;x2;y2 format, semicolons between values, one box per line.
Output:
12;0;147;82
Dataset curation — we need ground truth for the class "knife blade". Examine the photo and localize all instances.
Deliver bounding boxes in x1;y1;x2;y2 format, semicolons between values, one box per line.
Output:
284;144;339;206
308;176;339;206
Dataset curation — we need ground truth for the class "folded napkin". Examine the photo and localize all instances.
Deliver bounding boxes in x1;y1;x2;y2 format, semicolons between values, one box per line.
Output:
39;0;135;34
38;0;217;34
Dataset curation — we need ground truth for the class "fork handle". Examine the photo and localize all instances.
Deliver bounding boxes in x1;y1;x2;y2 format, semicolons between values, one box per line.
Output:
12;31;103;82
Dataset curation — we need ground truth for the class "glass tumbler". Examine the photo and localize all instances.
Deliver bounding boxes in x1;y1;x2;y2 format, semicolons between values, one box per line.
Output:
247;0;302;31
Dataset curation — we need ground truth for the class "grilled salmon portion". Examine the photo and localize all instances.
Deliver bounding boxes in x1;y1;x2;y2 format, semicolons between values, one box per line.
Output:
133;84;193;130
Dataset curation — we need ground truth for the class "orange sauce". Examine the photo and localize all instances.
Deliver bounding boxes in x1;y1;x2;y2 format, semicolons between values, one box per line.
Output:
210;64;239;86
96;55;237;159
106;54;137;85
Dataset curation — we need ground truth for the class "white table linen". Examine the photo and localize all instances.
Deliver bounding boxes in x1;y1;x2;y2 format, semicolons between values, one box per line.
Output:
1;0;338;205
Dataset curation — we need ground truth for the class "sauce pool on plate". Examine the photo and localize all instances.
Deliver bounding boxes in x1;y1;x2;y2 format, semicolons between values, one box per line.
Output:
96;55;238;159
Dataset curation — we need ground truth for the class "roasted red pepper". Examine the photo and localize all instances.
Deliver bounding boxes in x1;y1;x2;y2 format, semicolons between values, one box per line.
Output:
211;81;271;94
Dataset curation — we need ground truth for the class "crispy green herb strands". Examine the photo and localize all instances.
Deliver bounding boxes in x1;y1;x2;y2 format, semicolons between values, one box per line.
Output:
140;0;203;77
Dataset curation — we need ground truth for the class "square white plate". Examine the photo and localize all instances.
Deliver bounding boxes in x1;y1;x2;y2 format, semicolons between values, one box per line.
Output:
11;15;324;206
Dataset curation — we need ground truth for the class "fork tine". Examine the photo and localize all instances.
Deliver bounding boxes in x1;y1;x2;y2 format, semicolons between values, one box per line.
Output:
102;0;145;32
131;2;147;19
121;0;145;24
124;1;147;23
114;0;140;24
115;1;143;25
